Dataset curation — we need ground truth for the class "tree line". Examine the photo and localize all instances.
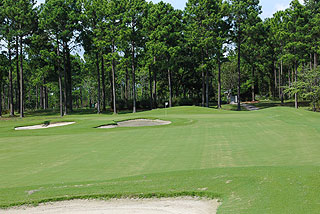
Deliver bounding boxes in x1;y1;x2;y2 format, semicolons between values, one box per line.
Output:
0;0;319;118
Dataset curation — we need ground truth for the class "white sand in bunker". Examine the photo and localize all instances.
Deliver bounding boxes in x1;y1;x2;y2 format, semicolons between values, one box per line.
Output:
15;122;75;130
1;198;220;214
98;119;171;129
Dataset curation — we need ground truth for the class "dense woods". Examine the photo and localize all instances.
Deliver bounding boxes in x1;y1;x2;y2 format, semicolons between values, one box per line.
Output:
0;0;320;117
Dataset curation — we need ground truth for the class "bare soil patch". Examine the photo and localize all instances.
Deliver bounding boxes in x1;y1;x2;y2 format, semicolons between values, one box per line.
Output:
98;119;171;129
15;122;75;130
1;198;220;214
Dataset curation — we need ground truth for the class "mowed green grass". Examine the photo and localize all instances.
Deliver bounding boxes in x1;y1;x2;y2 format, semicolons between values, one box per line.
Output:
1;106;320;213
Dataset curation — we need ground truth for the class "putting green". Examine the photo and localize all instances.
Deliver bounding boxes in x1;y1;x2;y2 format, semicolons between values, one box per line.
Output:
0;106;320;213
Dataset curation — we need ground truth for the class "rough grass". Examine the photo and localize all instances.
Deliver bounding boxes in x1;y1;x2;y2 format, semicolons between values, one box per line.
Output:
1;106;320;213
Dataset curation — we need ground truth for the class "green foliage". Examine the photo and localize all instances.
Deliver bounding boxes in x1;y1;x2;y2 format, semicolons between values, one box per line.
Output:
1;0;320;114
40;0;81;42
285;67;320;111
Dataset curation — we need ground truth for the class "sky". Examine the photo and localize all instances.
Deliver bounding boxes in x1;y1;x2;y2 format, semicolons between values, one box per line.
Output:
36;0;304;19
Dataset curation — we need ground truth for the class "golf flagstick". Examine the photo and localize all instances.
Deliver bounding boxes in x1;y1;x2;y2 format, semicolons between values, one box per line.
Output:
165;102;168;117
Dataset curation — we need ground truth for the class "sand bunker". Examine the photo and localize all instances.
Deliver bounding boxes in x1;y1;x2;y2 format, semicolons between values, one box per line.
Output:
1;198;220;214
15;122;75;130
241;103;260;111
98;119;171;129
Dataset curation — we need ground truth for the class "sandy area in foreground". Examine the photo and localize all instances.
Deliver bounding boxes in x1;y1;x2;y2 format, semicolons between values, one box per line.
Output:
15;122;75;130
1;198;219;214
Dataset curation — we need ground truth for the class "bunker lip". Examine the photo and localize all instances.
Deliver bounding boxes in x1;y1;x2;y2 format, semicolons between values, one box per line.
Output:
97;119;171;129
15;122;75;130
1;197;220;214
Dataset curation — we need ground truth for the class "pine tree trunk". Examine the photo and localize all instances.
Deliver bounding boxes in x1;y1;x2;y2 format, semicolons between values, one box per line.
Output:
294;62;298;109
101;54;106;111
0;77;2;117
3;86;6;112
96;52;101;114
19;36;24;118
58;73;63;116
125;67;129;106
292;67;294;86
310;53;313;70
168;67;172;108
45;86;48;109
278;64;281;99
63;42;68;115
288;69;291;99
149;65;153;110
66;46;72;112
6;87;8;110
237;27;241;111
314;52;318;70
218;56;222;109
35;85;38;110
80;87;83;108
8;42;14;116
274;61;277;98
111;40;117;114
40;86;43;109
43;80;47;110
280;60;284;104
206;69;209;108
56;39;63;117
109;62;113;109
205;49;209;108
15;87;18;112
252;66;255;102
153;57;157;108
16;37;20;113
202;70;205;107
132;41;136;113
268;70;272;99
